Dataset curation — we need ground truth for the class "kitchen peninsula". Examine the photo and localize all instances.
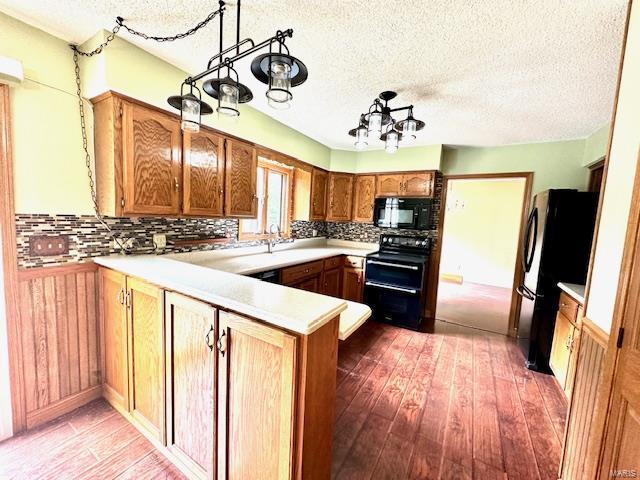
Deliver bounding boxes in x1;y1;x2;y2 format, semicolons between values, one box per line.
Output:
95;238;374;479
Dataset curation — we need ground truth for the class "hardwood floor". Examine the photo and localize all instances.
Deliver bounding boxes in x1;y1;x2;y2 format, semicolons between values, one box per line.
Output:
0;400;186;480
333;320;567;480
0;320;565;480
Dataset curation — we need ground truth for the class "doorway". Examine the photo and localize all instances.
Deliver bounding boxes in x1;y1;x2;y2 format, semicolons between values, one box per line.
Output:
435;174;531;335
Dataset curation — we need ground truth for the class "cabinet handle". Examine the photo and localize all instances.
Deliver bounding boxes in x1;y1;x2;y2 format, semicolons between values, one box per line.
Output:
205;325;214;352
217;330;227;356
174;177;179;191
117;288;125;305
125;292;131;309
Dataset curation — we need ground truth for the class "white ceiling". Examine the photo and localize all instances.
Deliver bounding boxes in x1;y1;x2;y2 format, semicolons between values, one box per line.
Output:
1;0;628;149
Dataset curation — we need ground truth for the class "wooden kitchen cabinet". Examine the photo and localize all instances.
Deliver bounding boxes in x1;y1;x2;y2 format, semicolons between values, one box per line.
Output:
224;139;258;218
310;168;329;220
376;174;404;197
322;268;341;297
126;277;165;442
293;276;321;293
342;267;364;302
165;293;217;480
550;292;581;397
217;311;297;480
375;171;435;198
352;175;376;222
326;172;354;221
121;101;182;216
183;128;225;217
100;268;129;412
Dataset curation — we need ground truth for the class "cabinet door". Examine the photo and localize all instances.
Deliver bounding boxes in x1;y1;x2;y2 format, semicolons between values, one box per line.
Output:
326;173;354;222
352;175;376;222
224;139;258;217
376;174;403;197
310;168;328;220
127;277;165;442
183;129;225;217
100;268;129;411
218;311;296;480
165;293;216;480
549;312;573;391
402;172;434;197
293;275;320;293
342;268;364;302
322;268;341;297
122;102;182;215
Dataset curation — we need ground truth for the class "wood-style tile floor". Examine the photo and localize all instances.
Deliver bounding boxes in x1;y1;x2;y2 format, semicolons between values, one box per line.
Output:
0;321;566;480
332;320;567;480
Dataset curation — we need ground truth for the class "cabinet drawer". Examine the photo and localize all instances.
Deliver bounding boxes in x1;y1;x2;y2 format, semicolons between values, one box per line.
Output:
323;256;342;271
343;256;364;269
558;292;579;324
281;260;324;285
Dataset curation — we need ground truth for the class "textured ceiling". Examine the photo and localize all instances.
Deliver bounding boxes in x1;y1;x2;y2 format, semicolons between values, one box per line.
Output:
0;0;628;149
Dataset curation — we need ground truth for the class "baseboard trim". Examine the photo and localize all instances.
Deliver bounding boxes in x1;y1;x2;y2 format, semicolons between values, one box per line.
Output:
25;385;103;429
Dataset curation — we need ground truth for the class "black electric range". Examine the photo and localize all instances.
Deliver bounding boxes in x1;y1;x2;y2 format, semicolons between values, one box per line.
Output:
364;234;431;330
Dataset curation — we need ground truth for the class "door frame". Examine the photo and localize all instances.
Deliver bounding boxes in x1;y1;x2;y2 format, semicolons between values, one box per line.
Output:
0;83;24;434
431;171;533;336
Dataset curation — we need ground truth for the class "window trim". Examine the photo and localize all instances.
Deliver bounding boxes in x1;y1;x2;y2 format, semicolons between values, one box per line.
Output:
239;158;293;241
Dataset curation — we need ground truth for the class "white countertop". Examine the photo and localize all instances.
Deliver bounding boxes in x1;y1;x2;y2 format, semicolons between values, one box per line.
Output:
96;239;375;337
167;238;378;275
558;282;586;305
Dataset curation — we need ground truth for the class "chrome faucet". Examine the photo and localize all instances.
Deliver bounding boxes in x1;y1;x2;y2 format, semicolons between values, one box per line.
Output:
267;223;282;254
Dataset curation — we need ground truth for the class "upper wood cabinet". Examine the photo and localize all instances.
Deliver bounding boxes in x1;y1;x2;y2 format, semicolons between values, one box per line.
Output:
122;102;182;216
310;168;329;220
165;292;217;480
100;268;129;412
375;171;435;198
127;277;165;443
326;173;354;222
376;174;404;197
183;129;225;217
224;139;258;218
217;311;296;480
352;175;376;222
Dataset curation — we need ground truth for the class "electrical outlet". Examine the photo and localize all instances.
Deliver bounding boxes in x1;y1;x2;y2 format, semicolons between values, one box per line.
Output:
29;235;69;256
153;234;167;249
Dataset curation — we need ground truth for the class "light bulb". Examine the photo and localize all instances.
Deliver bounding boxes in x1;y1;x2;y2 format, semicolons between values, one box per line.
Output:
181;96;200;133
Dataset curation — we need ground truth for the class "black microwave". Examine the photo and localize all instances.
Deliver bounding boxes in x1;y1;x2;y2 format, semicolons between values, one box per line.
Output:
373;197;432;230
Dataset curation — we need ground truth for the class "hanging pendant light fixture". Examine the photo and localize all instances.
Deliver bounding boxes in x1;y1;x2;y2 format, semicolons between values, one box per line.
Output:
167;82;213;133
349;121;369;150
349;91;424;153
167;0;308;129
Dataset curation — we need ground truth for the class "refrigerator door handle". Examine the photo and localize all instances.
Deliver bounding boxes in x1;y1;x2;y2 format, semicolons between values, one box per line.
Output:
516;285;535;301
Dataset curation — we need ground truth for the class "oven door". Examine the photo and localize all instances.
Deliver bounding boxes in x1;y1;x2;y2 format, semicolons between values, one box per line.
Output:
373;198;417;229
364;283;423;330
365;258;424;290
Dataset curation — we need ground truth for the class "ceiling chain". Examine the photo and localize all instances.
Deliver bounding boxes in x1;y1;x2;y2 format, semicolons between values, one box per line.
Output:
68;8;222;253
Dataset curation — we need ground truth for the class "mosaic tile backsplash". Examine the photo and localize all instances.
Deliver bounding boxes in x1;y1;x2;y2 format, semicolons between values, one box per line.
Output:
16;173;442;268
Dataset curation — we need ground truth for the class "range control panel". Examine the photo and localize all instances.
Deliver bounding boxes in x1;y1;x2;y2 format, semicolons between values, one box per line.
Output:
379;234;431;254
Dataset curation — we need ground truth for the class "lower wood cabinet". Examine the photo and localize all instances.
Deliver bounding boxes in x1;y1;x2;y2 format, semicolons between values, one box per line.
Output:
100;268;129;411
217;311;297;480
127;277;165;442
322;268;341;297
342;267;364;302
292;275;321;293
165;293;217;480
550;294;582;398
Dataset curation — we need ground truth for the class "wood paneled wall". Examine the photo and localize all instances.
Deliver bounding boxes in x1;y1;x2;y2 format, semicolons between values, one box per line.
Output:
16;263;102;429
560;321;608;479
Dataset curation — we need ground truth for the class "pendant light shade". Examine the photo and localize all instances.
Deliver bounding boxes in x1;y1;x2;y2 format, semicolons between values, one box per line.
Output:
368;112;383;135
167;83;213;133
266;59;293;109
384;130;399;154
217;82;240;116
354;124;368;150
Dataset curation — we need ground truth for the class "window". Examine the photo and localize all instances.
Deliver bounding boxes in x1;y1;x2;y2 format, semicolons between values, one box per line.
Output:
239;158;293;239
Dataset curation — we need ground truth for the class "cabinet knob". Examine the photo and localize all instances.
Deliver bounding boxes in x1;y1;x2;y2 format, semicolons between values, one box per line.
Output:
174;177;179;191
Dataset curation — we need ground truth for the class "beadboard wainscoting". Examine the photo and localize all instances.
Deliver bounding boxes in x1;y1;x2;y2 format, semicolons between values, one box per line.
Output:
15;263;102;429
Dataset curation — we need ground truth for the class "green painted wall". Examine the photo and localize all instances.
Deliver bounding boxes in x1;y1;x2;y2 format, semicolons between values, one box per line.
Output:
441;140;589;195
330;145;442;173
582;123;610;167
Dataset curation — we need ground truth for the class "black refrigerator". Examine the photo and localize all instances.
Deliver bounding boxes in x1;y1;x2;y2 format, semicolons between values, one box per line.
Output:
516;189;598;373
